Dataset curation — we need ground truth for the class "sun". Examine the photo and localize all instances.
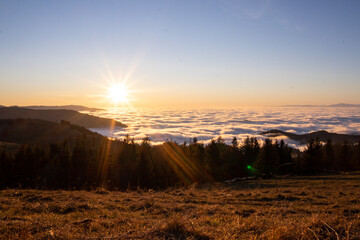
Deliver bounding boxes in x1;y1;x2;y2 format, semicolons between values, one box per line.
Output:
107;83;129;104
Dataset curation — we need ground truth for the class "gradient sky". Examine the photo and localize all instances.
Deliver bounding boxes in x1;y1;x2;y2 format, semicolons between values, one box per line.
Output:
0;0;359;107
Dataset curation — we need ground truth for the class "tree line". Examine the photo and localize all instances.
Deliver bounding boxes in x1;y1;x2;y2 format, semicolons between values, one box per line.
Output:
0;135;360;190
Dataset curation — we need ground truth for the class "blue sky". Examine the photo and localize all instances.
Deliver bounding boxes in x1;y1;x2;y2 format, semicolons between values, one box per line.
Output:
0;0;359;107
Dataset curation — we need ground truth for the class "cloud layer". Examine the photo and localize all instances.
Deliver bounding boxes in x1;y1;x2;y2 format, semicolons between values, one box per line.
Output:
89;107;360;148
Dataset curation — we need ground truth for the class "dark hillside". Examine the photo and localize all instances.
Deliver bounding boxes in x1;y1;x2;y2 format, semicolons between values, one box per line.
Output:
0;106;126;128
0;119;105;145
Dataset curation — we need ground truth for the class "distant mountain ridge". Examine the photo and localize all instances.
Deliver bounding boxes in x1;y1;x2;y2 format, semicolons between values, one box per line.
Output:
260;129;360;144
23;105;103;112
327;103;360;107
0;106;126;128
282;103;360;107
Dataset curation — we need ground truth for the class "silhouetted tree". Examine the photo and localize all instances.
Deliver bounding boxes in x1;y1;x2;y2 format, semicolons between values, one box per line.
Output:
354;140;360;170
3;131;360;190
231;137;238;150
323;139;335;170
227;137;246;178
276;140;293;174
0;150;12;186
116;138;138;189
303;138;322;173
70;136;90;188
336;141;351;171
240;137;260;175
137;136;154;188
255;139;278;176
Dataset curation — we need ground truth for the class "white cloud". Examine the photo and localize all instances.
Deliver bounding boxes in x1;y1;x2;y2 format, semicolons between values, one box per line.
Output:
90;107;360;148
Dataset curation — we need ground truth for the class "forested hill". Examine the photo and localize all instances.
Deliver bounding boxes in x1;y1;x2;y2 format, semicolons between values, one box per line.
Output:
0;106;126;128
0;118;106;145
24;105;103;112
260;129;360;144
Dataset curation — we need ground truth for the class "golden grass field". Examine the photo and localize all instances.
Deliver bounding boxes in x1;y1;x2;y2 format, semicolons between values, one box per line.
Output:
1;173;360;239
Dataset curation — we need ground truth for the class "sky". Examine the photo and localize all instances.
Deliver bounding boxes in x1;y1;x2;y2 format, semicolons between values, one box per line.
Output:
0;0;359;107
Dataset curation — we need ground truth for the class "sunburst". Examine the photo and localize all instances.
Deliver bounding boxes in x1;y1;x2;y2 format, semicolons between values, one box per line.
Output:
107;83;129;104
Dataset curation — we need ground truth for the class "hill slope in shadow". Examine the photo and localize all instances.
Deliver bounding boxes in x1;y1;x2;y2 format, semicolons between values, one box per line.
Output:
0;106;126;128
0;119;106;145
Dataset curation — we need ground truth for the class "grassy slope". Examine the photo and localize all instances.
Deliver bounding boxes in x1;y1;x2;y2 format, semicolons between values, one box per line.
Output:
0;173;359;239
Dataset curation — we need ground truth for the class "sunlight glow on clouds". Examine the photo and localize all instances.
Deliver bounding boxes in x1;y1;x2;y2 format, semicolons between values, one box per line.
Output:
88;107;360;149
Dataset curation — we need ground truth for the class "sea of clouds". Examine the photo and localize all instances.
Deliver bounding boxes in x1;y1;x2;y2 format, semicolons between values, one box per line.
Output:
88;107;360;149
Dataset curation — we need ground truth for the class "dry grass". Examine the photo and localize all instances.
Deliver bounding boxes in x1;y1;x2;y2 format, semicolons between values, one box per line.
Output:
1;173;360;239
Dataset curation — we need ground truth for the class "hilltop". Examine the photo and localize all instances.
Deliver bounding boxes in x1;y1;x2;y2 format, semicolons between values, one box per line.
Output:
260;129;360;144
0;106;126;128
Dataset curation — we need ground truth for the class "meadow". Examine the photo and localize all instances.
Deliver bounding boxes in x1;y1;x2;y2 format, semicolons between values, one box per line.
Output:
1;173;359;239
